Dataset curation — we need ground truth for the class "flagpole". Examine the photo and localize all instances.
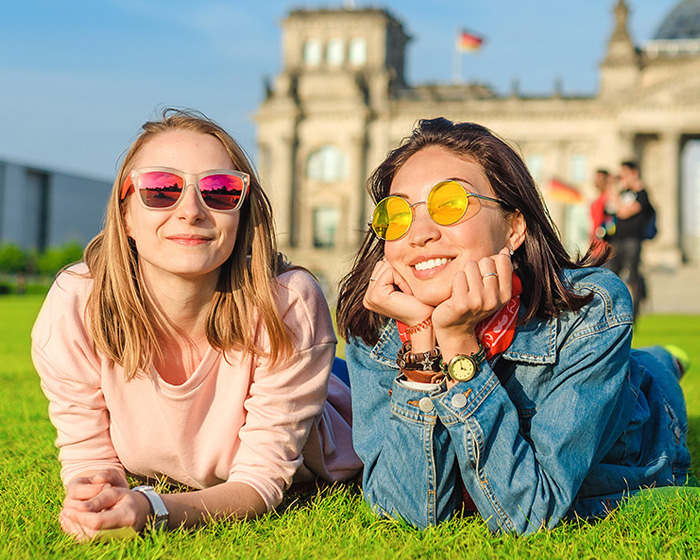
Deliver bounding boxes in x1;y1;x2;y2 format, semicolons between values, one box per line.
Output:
453;28;463;84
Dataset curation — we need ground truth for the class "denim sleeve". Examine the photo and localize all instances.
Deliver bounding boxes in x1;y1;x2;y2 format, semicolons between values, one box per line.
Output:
435;322;637;534
345;337;464;527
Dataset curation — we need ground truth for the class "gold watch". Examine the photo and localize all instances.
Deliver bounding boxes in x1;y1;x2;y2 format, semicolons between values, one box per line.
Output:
440;342;486;382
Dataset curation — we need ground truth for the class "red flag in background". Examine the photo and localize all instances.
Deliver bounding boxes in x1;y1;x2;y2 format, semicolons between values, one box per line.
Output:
457;30;484;52
548;178;584;204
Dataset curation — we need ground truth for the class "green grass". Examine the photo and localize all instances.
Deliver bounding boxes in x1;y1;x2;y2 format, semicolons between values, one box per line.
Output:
2;295;700;559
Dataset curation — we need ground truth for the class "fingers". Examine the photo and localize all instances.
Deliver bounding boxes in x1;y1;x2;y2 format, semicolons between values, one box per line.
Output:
363;260;434;324
91;469;129;488
65;478;110;501
59;489;145;540
432;252;513;332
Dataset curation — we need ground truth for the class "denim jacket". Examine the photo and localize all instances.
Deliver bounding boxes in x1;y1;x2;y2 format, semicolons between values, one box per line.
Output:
346;267;690;535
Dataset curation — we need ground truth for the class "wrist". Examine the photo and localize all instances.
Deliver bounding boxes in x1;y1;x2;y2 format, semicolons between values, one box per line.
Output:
435;330;480;363
132;485;169;532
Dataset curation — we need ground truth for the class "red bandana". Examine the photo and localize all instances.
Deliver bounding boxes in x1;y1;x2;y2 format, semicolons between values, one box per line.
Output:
397;273;522;360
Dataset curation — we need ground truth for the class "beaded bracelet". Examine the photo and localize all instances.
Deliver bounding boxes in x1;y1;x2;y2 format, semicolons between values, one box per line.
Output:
396;340;442;372
405;317;433;336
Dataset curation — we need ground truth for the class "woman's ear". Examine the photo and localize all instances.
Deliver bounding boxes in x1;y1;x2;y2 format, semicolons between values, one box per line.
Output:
506;210;526;252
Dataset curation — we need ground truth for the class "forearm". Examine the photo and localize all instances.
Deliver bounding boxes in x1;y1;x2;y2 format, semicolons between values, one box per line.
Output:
161;482;267;528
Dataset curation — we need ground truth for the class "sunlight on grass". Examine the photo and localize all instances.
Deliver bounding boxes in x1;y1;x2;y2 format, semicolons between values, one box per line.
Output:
2;295;699;558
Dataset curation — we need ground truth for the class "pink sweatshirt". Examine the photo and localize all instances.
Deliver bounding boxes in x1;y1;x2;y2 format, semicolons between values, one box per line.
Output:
32;264;361;511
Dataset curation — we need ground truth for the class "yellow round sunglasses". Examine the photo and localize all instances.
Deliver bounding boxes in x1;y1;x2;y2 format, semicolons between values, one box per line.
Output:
370;179;508;241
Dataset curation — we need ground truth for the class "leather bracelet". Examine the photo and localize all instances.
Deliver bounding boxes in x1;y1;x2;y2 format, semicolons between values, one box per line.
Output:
396;340;442;372
401;368;445;384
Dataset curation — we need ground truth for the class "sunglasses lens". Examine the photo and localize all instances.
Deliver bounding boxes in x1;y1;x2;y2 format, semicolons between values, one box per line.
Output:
372;196;412;240
427;180;468;225
137;172;184;208
199;174;246;211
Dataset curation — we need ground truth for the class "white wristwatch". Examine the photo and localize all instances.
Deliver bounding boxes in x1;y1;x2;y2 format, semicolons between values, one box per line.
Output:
132;485;169;531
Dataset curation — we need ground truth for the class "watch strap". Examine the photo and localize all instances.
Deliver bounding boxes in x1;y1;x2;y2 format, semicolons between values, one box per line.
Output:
132;485;169;531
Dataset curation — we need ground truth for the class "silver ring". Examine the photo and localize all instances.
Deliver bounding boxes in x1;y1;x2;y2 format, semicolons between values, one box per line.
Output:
369;278;378;282
482;272;499;279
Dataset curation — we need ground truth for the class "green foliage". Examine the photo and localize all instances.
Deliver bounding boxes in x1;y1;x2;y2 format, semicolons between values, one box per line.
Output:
35;241;85;277
0;243;31;273
0;241;84;281
1;303;700;559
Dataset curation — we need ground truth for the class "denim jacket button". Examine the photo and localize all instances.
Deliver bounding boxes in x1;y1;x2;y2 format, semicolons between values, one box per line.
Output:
418;397;434;412
451;393;468;408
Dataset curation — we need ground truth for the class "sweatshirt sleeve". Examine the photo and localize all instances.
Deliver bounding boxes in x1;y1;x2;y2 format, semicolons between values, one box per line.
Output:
31;267;125;485
226;270;338;510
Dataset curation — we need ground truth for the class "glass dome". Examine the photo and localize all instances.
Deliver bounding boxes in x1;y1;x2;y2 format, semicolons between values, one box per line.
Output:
654;0;700;40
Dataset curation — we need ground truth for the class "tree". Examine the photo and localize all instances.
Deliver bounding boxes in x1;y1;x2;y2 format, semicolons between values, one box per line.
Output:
35;241;85;277
0;243;30;274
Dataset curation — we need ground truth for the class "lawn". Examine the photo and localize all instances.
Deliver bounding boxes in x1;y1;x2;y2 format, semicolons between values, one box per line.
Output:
1;294;699;559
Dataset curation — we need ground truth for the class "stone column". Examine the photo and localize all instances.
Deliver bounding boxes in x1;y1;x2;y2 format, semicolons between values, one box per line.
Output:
266;127;299;251
655;130;682;266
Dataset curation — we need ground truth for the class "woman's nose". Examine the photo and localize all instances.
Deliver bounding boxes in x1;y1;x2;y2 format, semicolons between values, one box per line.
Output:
407;203;440;245
175;183;207;221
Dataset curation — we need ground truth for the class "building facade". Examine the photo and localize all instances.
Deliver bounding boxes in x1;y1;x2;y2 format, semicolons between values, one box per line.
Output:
0;160;112;251
255;0;700;293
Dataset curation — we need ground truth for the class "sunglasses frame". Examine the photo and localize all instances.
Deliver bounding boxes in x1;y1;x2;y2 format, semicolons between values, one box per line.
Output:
120;166;250;213
369;180;509;241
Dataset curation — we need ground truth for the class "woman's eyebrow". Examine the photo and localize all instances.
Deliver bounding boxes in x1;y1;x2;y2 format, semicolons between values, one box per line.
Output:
446;177;478;191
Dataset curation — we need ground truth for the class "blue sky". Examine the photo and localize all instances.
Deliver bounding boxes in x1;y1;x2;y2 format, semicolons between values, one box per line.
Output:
0;0;677;180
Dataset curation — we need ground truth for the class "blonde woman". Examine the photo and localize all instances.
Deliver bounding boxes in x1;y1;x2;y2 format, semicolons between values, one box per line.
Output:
32;109;360;540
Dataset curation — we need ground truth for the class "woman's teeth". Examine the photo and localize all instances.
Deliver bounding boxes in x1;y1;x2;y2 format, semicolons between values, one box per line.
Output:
414;258;450;271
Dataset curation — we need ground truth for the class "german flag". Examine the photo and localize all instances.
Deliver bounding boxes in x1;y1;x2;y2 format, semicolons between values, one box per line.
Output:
548;178;583;204
456;30;484;52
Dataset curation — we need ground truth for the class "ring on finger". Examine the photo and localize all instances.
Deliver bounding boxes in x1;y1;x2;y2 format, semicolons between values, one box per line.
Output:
481;272;499;279
370;278;378;282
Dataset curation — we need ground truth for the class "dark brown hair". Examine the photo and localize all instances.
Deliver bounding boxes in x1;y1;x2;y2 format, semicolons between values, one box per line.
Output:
336;117;609;345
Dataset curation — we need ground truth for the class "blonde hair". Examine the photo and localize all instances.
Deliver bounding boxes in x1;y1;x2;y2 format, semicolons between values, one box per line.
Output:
83;108;292;380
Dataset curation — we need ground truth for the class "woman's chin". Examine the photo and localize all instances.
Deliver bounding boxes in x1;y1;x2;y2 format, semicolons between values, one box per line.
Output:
411;287;450;308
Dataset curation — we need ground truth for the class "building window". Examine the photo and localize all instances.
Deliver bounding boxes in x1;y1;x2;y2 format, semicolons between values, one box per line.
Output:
570;154;587;184
307;145;347;182
326;38;344;66
348;38;366;66
526;154;545;183
313;207;340;248
303;38;322;66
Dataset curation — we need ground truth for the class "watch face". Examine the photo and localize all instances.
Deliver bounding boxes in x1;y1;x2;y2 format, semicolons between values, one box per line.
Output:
449;356;476;382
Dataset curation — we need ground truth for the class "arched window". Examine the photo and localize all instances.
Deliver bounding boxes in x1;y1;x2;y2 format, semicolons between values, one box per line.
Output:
307;145;347;182
348;38;367;66
326;38;344;66
303;38;322;66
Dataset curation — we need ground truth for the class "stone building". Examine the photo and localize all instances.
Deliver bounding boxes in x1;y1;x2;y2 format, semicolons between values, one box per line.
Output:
255;0;700;293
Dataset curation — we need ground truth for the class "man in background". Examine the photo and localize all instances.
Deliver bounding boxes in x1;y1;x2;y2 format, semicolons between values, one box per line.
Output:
603;160;655;319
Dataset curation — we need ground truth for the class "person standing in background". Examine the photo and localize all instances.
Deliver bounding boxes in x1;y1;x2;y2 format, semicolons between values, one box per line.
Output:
603;161;655;319
590;169;614;247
